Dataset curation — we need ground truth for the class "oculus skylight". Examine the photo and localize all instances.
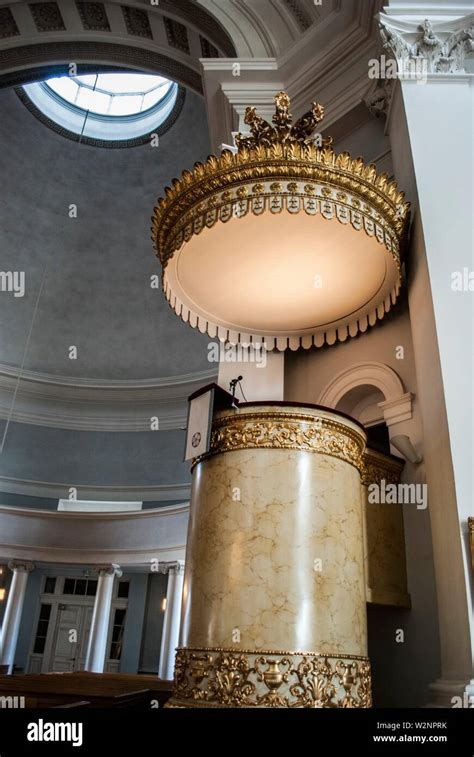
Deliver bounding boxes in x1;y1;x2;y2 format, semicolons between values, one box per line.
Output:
22;73;179;144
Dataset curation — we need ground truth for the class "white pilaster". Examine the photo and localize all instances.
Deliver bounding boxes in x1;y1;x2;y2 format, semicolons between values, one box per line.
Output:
158;561;185;681
0;560;35;673
84;564;122;673
381;4;474;705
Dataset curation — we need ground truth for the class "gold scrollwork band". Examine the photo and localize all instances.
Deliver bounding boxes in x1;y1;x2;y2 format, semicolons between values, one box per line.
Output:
361;450;404;487
192;411;366;473
168;647;372;708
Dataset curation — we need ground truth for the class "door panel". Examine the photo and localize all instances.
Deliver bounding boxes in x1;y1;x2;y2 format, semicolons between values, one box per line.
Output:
50;604;85;672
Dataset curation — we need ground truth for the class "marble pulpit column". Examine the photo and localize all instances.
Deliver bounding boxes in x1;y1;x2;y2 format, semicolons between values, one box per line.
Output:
0;560;35;673
169;403;370;708
84;564;122;673
158;561;185;680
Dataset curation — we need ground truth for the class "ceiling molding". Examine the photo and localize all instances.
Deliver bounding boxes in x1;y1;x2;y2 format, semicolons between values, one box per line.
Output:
197;0;337;57
0;475;192;502
201;0;386;151
0;0;237;89
0;363;217;431
0;38;203;91
0;503;189;565
0;501;189;520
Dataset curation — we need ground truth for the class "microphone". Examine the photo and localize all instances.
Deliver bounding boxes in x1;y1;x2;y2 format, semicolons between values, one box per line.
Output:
229;376;244;409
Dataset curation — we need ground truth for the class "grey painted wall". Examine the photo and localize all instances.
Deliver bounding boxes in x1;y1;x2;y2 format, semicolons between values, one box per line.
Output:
0;85;212;380
0;420;190;487
138;572;168;674
119;573;149;674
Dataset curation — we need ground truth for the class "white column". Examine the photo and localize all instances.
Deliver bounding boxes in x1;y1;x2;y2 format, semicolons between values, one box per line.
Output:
380;5;474;705
158;561;184;680
84;564;121;673
0;561;35;673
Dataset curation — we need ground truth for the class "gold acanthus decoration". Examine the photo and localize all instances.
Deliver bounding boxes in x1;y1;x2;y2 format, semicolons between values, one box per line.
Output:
151;91;410;350
167;647;372;709
191;410;367;474
152;92;409;270
235;91;326;149
361;448;404;487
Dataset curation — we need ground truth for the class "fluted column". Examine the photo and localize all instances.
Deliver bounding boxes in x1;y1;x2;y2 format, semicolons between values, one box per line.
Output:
84;564;122;673
158;561;185;680
0;561;35;673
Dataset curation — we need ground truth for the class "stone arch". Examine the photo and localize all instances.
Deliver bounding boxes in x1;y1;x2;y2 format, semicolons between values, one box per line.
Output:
318;362;413;428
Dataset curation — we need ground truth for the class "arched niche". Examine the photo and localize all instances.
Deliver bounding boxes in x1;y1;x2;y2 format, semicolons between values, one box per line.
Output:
318;362;413;432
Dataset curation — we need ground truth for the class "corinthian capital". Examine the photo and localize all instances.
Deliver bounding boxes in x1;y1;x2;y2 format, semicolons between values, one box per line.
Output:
378;12;474;73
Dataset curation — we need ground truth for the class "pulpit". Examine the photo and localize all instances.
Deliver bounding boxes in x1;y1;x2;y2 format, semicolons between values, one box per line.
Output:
169;392;372;708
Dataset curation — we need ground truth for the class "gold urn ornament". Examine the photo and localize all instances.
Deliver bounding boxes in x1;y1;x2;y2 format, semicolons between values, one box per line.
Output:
151;91;410;351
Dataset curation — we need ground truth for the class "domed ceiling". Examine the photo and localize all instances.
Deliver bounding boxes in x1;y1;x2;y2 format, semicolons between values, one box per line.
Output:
0;83;213;380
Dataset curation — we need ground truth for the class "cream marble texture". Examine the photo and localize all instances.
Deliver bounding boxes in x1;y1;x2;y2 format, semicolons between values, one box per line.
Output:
363;495;410;607
361;449;410;608
180;405;368;657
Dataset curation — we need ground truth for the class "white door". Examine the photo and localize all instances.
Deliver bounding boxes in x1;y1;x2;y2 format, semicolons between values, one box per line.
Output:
49;604;92;672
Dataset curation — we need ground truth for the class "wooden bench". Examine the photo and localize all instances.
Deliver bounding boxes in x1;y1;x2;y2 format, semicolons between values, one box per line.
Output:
0;672;172;709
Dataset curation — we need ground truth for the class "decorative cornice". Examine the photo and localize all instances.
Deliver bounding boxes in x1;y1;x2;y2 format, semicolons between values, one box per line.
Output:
282;0;313;33
0;503;189;520
0;364;217;432
192;409;366;474
378;392;414;427
0;476;191;503
0;504;188;566
169;647;372;708
0;40;203;93
378;12;474;73
157;0;236;57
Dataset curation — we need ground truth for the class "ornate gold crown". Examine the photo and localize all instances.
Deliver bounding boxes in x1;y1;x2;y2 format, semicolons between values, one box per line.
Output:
151;92;410;351
152;92;409;268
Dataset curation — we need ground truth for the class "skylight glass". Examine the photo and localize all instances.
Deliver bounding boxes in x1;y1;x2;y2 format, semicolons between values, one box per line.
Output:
22;72;180;144
46;73;172;117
